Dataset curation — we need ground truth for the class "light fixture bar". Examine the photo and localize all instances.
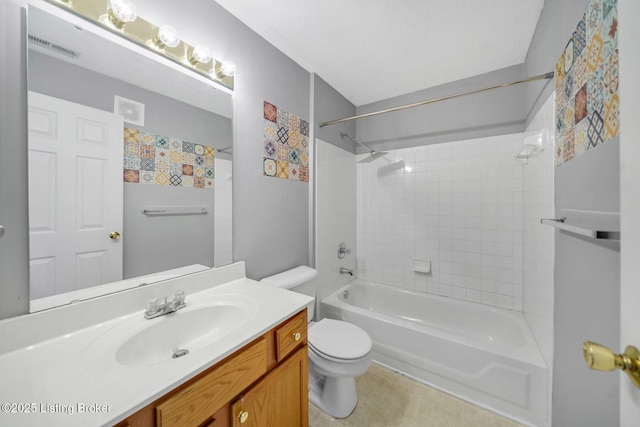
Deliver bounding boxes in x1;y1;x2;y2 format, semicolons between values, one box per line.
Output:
319;72;554;127
44;0;234;91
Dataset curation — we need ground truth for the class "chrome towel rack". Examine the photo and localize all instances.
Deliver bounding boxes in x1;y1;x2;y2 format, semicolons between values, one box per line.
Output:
142;206;207;216
541;210;620;240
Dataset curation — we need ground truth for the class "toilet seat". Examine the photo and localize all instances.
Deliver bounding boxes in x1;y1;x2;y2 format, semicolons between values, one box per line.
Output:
309;319;372;361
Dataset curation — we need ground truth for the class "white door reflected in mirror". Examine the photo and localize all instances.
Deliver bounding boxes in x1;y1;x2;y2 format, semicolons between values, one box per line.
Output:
28;92;124;299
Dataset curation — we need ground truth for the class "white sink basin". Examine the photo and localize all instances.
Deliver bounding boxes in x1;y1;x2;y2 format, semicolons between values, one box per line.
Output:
116;305;246;367
82;295;258;368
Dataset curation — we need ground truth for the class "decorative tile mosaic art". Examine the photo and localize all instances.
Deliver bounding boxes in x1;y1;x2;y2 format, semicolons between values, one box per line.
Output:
123;127;214;189
555;0;619;166
263;101;309;182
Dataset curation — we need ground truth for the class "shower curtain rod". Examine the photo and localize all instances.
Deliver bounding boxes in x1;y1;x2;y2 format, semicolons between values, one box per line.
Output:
319;71;554;128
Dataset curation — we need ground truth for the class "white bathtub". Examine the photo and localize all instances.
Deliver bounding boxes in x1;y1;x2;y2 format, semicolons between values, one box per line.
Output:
322;279;547;427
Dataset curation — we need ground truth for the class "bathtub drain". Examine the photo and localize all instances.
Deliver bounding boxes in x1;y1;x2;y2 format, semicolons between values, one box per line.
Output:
172;348;189;359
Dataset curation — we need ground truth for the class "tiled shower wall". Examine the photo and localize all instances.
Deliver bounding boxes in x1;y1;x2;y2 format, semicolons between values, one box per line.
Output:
315;140;357;303
356;134;525;310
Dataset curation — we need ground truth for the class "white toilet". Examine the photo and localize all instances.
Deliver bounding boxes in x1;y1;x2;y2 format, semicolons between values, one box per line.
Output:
261;266;372;418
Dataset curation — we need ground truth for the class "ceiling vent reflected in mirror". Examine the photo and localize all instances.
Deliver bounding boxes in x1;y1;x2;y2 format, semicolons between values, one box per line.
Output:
28;34;81;60
114;95;145;126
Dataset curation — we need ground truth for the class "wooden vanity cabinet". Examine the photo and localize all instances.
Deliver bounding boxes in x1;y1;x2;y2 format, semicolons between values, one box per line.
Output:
115;309;308;427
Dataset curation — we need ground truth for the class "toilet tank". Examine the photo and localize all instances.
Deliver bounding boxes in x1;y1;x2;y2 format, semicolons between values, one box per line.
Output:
260;266;317;320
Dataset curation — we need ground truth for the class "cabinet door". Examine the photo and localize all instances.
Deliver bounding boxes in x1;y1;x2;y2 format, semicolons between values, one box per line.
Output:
156;338;267;427
231;346;308;427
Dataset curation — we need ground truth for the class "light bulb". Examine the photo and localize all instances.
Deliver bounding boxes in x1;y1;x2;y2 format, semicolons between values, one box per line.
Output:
189;44;212;65
219;62;236;77
110;0;136;22
155;25;180;49
106;0;137;29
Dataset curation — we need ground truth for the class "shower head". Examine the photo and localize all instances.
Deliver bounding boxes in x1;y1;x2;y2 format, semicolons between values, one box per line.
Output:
357;151;388;163
340;133;388;163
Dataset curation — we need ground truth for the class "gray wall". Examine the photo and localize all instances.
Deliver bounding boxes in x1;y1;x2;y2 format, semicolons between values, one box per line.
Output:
28;51;228;280
124;186;214;278
524;0;590;124
200;4;311;280
312;74;357;153
0;2;29;318
355;64;528;152
552;141;620;427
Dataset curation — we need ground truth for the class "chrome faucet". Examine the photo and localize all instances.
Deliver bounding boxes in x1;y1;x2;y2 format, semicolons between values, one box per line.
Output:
340;267;353;276
144;290;186;319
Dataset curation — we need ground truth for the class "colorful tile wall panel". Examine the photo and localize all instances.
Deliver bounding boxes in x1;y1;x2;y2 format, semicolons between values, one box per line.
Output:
123;127;214;189
555;0;619;165
263;101;309;182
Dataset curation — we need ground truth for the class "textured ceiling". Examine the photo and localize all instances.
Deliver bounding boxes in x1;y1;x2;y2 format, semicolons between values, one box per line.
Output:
214;0;545;106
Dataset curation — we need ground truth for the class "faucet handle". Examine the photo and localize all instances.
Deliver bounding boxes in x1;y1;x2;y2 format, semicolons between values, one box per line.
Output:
145;297;160;314
173;290;186;306
338;242;351;259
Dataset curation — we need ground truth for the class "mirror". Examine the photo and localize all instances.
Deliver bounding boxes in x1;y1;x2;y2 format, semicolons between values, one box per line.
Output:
26;6;233;312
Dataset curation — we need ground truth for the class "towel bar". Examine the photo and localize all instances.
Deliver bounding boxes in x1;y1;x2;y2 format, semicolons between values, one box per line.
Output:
540;217;620;240
142;207;207;216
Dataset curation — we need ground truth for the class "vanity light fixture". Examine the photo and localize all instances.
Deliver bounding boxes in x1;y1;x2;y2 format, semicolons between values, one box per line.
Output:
188;44;212;65
44;0;235;91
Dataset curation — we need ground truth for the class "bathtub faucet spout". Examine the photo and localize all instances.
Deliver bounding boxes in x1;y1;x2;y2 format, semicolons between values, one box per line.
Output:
340;267;354;276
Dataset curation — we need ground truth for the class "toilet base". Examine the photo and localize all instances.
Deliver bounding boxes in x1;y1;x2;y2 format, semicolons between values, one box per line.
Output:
309;371;357;419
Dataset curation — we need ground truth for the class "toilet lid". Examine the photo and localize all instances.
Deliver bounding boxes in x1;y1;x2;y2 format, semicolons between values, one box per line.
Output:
308;319;372;360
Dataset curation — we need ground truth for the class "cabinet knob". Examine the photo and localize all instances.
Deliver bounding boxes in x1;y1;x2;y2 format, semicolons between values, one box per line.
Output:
293;332;301;341
238;410;249;424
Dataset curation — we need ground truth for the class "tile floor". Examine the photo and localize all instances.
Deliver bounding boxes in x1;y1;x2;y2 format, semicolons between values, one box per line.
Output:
308;363;525;427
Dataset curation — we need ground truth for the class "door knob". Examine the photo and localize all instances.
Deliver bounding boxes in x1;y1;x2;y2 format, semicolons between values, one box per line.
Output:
583;341;640;388
109;231;121;240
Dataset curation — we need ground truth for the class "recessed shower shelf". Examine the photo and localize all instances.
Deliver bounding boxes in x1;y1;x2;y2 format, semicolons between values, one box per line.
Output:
540;209;620;240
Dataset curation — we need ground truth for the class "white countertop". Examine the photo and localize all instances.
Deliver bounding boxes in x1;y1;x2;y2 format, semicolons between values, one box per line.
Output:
0;264;312;427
